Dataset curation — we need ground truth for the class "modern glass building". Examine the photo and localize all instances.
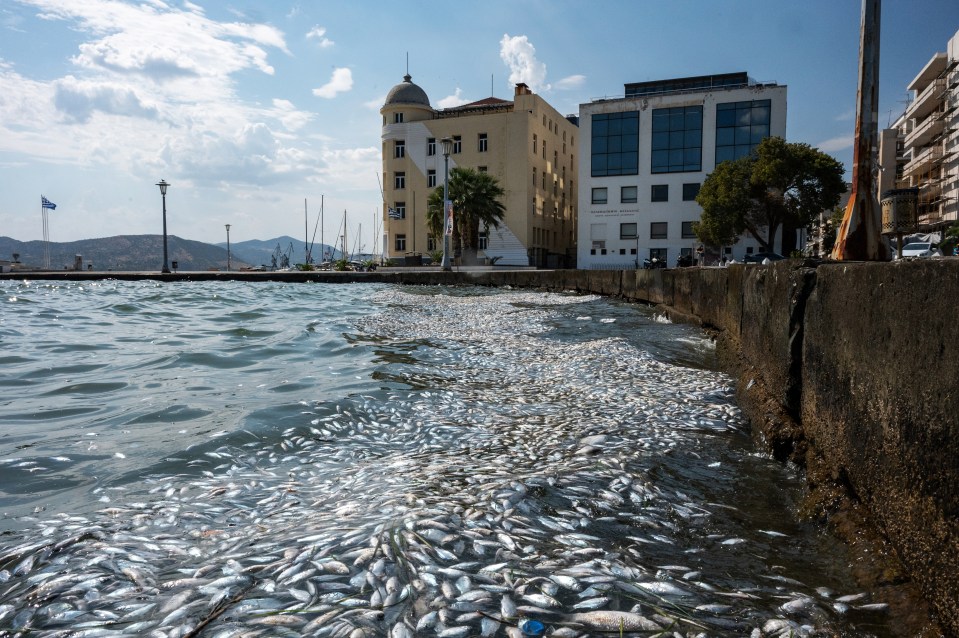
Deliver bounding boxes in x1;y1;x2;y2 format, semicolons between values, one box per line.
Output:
577;72;787;269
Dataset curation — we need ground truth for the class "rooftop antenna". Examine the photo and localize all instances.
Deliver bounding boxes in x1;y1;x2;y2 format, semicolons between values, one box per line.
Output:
406;52;409;76
491;74;494;97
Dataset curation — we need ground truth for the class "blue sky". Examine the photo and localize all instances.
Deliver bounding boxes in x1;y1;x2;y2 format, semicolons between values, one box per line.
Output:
1;1;958;252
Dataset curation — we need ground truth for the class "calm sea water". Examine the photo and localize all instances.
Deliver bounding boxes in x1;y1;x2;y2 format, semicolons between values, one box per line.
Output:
0;280;896;636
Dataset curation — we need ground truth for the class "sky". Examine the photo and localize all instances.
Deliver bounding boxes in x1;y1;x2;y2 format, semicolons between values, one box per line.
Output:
1;0;958;254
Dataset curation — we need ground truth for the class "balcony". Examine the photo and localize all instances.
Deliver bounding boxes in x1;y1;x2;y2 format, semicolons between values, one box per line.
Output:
905;112;945;149
905;78;946;121
902;144;944;177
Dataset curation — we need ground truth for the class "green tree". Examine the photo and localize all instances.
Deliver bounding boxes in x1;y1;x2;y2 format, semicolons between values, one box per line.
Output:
695;137;846;251
427;167;506;264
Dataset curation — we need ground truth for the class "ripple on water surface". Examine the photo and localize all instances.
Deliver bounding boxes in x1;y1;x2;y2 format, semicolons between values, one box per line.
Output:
0;281;898;636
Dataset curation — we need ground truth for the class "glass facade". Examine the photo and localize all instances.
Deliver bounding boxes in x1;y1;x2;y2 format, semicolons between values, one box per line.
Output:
715;99;771;164
651;105;702;173
591;111;639;177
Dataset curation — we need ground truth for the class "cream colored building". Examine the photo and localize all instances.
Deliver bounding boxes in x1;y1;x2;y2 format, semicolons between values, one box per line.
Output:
879;28;959;233
380;75;579;267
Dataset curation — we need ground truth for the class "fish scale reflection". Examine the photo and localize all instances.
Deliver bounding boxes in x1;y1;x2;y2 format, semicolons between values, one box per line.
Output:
0;285;893;636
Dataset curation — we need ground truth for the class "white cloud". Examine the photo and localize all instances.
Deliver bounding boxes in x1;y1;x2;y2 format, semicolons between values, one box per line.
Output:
54;75;160;122
22;0;288;83
499;34;548;93
364;95;386;110
437;88;470;109
306;25;334;48
816;135;854;153
312;67;353;99
269;98;313;131
555;74;585;90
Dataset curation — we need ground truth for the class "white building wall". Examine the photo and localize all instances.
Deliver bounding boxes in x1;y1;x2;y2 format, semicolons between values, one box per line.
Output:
578;81;787;269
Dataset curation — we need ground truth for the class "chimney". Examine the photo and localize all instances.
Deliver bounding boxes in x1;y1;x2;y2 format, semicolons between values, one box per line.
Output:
514;83;531;96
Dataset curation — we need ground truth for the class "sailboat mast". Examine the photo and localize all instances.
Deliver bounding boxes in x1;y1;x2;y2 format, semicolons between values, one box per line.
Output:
321;195;324;263
304;198;308;264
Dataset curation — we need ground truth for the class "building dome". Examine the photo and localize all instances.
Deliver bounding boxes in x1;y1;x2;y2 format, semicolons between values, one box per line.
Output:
384;74;430;108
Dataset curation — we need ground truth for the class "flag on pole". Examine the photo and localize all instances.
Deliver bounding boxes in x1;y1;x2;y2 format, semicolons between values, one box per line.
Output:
41;196;57;210
444;200;454;235
388;206;401;220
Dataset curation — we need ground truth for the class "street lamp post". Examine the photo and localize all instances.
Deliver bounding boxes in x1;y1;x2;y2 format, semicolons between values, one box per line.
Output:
156;180;171;273
440;137;453;271
225;224;232;271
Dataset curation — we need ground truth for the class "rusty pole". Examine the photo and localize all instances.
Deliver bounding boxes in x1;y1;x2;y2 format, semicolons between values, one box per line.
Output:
831;0;890;261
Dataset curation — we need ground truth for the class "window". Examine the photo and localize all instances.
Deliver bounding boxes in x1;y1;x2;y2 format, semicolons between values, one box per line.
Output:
428;169;436;188
394;140;405;159
394;172;405;189
591;187;608;204
533;134;537;154
395;234;406;251
532;167;536;188
715;99;771;164
651;105;702;173
394;113;404;124
591;111;639;177
620;222;638;239
650;222;668;239
427;236;436;251
682;182;700;201
620;248;627;255
478;133;488;152
478;231;488;250
452;136;462;154
393;202;406;220
681;221;696;238
650;247;667;261
553;178;557;196
651;184;668;202
543;140;546;159
428;138;436;156
590;223;606;250
621;186;638;204
554;150;558;166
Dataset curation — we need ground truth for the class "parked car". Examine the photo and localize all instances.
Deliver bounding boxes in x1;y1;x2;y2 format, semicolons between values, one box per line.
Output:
896;242;942;258
742;251;786;264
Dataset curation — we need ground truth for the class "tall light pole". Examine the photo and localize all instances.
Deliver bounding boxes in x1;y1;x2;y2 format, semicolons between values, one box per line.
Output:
225;224;232;271
156;180;171;273
441;137;453;271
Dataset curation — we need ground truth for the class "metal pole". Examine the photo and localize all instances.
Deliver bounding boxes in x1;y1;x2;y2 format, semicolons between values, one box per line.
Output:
157;180;171;274
225;224;231;271
441;147;452;271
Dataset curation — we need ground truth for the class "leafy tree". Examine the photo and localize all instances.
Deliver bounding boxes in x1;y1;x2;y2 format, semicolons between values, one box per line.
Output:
695;137;846;251
427;167;506;264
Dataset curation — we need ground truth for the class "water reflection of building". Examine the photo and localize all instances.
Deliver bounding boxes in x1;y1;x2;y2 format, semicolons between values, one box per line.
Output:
379;75;579;268
577;72;787;269
879;28;959;238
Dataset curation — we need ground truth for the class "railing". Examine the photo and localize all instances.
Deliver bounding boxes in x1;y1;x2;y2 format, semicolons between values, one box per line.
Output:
906;78;947;120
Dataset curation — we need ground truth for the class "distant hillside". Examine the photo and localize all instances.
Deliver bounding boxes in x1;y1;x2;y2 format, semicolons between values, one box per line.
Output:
0;235;249;271
217;236;344;268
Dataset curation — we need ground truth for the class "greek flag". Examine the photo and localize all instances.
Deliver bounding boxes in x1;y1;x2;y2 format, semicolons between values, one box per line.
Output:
388;207;401;220
41;196;57;210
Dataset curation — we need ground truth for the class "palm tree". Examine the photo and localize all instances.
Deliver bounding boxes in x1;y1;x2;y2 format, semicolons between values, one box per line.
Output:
427;167;506;265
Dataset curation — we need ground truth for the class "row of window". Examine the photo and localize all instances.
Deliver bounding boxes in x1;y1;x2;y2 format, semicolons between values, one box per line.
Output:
393;166;489;192
599;221;698;241
591;182;700;205
591;99;771;177
394;134;485;161
393;232;488;252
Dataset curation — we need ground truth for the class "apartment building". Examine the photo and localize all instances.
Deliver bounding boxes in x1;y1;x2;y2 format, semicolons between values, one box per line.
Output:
880;28;959;234
380;75;579;267
577;72;787;269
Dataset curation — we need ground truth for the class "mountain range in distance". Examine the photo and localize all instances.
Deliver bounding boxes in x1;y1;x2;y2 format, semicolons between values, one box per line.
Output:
0;235;349;272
